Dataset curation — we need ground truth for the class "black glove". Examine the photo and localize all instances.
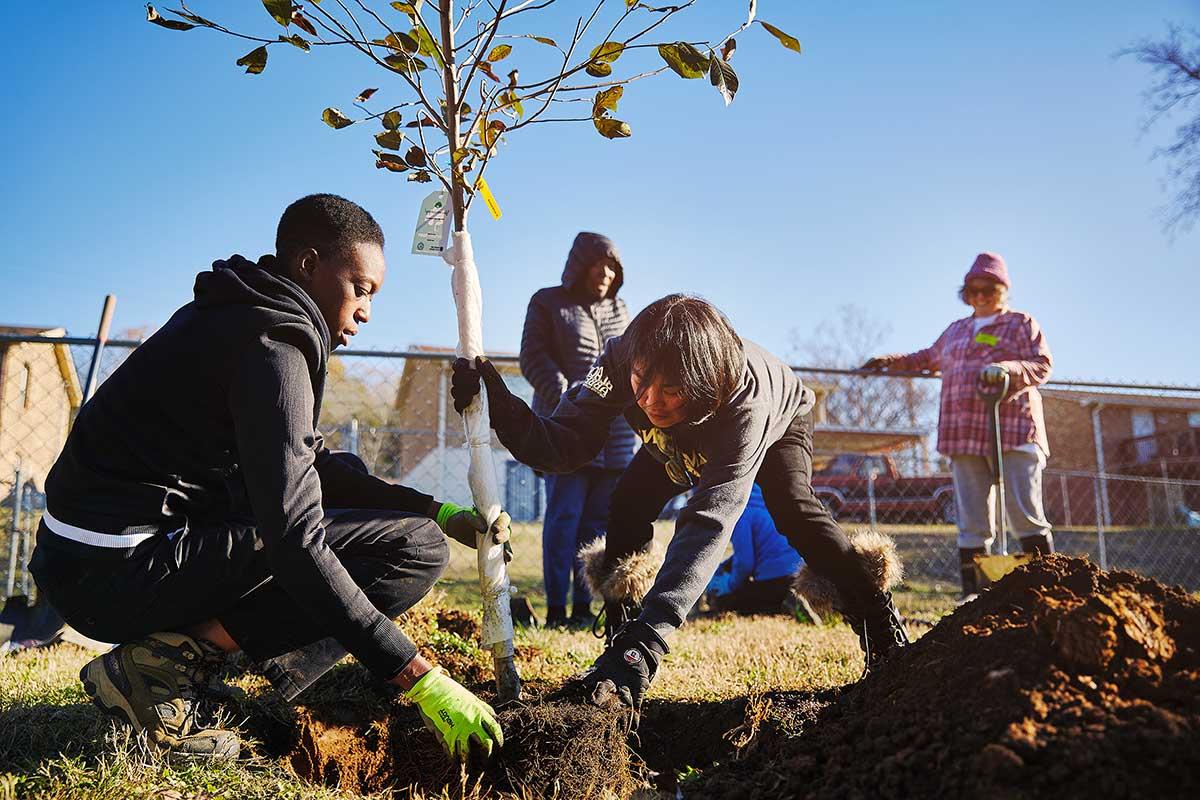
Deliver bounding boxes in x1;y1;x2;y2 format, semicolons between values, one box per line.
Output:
451;357;527;433
569;621;668;713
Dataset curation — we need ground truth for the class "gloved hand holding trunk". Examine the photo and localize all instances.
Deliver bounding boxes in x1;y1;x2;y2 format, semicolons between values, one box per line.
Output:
435;502;513;563
451;357;530;435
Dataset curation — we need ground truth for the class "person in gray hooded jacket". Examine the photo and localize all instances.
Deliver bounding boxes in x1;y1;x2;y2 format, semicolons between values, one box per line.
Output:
519;232;638;628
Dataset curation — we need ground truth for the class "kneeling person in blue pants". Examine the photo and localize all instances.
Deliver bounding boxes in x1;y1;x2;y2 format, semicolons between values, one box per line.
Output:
30;195;507;761
705;484;805;616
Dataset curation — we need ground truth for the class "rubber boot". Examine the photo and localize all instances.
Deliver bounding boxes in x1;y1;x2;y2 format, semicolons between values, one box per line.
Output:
1019;533;1054;556
568;602;594;630
845;591;910;672
959;547;986;599
544;605;569;629
597;599;641;646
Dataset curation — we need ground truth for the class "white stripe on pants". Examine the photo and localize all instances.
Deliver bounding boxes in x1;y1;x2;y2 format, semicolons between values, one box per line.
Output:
951;451;1052;551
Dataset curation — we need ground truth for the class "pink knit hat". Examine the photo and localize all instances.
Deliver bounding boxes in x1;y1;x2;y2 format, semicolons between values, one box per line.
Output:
964;252;1010;288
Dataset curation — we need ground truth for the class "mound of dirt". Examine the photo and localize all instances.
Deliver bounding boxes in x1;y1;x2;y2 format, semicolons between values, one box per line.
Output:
695;555;1200;799
286;683;638;798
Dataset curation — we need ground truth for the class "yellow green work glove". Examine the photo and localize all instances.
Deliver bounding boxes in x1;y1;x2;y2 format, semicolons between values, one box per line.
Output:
435;502;513;562
405;666;504;760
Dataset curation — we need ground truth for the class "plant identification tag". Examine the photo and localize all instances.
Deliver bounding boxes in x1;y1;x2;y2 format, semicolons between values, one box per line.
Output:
475;177;502;220
412;190;450;255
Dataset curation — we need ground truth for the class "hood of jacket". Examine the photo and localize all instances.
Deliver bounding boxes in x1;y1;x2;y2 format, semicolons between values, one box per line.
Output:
561;232;624;300
194;253;330;380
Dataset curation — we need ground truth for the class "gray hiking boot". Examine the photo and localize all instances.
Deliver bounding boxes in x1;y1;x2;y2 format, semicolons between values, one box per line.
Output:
80;631;240;759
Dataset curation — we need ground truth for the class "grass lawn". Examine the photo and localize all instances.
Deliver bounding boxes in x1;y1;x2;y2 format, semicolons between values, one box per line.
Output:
0;522;957;799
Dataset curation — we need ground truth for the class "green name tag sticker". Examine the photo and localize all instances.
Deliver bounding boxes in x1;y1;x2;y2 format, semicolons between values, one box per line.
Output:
975;332;999;346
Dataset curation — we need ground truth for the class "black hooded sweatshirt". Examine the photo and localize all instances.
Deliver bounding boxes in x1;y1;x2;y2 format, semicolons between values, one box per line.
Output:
43;255;432;678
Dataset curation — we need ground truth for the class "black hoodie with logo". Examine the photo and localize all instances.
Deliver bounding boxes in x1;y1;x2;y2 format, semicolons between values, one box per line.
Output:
494;337;815;640
43;255;433;678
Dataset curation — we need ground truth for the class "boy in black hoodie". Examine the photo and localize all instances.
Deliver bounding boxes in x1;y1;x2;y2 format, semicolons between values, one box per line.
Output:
31;194;505;761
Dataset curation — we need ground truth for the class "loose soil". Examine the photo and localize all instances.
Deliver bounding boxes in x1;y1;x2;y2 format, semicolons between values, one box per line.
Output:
266;556;1198;798
695;554;1200;799
284;683;636;798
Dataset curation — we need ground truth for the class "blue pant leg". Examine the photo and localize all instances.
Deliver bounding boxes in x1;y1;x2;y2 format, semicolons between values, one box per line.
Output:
572;469;622;607
542;472;589;608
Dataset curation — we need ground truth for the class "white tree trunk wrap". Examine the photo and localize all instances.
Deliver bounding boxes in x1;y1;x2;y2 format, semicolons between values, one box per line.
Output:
443;230;515;657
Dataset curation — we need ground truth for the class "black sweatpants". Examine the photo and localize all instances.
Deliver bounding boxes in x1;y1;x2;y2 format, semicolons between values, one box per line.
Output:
31;505;448;700
606;412;877;610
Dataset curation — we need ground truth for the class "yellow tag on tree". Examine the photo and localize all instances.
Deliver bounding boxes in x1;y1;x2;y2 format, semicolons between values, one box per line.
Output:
475;177;502;220
975;332;998;346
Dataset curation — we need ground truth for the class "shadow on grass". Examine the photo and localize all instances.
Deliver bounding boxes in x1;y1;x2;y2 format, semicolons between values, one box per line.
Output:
0;701;110;774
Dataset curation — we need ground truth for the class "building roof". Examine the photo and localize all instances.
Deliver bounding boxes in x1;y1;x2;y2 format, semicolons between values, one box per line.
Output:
812;424;927;454
1041;387;1200;412
0;325;66;337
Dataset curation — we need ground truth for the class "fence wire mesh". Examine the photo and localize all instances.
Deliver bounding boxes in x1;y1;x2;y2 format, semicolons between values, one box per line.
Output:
2;334;1198;605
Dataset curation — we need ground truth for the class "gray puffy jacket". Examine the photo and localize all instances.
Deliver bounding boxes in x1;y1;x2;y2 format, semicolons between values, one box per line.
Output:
519;232;637;471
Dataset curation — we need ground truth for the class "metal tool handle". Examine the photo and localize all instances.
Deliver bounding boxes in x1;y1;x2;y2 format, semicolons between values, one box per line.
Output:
976;369;1011;554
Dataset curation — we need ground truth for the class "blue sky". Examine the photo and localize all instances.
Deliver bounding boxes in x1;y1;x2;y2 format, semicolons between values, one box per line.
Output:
0;1;1195;384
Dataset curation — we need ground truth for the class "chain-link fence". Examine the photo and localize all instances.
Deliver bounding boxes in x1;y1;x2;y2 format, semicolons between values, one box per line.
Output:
3;332;1199;604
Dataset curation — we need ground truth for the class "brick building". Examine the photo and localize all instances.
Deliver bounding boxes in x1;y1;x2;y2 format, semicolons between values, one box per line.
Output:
1040;388;1200;526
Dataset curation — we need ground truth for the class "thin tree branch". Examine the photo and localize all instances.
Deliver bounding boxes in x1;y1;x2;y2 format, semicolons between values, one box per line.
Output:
456;0;556;53
305;2;448;133
457;0;509;117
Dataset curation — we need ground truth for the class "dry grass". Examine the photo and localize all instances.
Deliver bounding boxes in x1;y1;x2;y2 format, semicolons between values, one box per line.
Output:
0;522;956;799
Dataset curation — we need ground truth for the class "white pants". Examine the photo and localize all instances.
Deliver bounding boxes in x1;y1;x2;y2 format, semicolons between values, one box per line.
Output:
951;451;1052;551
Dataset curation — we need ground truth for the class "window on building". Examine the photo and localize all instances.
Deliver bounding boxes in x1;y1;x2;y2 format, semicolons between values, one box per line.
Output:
1131;410;1157;463
1189;412;1200;428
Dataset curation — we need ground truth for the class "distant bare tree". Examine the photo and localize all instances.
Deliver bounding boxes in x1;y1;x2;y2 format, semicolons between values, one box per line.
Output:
1124;25;1200;233
790;305;938;470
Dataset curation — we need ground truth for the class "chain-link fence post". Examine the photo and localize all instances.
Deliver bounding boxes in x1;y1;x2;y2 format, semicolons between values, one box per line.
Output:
1092;473;1108;570
5;465;21;597
867;468;878;530
19;485;31;597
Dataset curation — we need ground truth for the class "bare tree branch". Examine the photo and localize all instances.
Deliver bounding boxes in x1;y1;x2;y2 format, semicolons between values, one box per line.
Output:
1124;25;1200;232
456;0;557;53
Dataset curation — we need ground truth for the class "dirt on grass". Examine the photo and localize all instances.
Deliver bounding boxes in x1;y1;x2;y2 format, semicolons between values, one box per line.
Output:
284;683;637;798
264;555;1198;799
694;554;1200;799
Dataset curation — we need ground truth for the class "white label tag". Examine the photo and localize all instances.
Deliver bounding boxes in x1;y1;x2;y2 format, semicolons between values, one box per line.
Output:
411;190;449;256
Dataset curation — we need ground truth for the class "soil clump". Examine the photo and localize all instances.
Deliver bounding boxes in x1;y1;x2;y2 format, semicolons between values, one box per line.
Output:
694;555;1200;799
285;682;637;797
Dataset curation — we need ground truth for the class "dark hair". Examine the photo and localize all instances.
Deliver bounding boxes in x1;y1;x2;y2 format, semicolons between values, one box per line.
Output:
276;194;385;264
621;294;745;422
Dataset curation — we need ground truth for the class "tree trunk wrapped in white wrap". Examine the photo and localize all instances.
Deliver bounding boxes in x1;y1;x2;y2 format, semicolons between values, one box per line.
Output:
443;230;520;702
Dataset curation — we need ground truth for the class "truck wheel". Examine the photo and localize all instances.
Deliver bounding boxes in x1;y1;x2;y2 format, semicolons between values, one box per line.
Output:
939;494;958;525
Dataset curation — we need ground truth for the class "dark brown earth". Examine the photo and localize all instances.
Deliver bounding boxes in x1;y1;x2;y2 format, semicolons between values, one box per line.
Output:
283;683;636;797
694;555;1200;799
261;556;1199;798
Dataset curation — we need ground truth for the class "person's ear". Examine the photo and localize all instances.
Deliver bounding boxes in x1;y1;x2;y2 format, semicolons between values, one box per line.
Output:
294;247;320;286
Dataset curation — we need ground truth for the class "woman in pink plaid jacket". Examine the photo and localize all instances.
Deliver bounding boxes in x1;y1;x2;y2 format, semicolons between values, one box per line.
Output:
863;252;1054;597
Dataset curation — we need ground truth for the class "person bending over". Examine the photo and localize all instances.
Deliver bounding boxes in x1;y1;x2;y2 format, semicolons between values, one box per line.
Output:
31;194;506;761
451;294;908;715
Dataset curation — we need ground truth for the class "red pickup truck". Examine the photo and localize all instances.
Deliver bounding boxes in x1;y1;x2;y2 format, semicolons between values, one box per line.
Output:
811;453;956;524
